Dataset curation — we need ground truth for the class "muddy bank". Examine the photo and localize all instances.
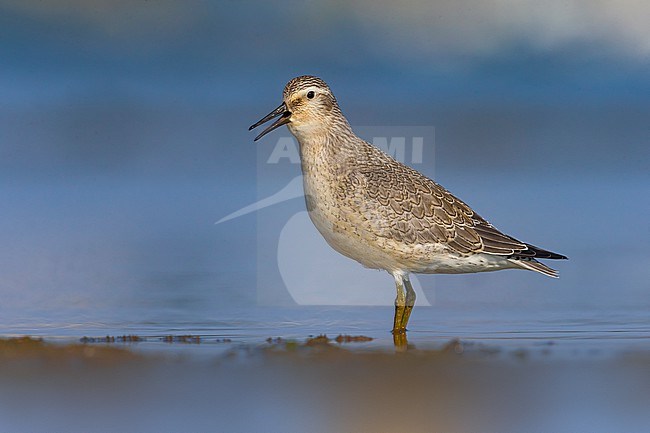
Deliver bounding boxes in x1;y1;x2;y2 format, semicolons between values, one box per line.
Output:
0;336;648;433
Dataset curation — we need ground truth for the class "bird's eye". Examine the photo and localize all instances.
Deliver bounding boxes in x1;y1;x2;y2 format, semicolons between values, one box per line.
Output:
307;91;315;99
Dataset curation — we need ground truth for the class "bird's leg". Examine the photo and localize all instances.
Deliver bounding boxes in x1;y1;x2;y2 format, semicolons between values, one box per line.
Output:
401;275;416;330
392;273;416;336
392;275;416;350
392;273;407;335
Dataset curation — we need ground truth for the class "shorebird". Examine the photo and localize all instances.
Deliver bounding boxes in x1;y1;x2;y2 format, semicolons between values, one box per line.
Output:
250;75;566;337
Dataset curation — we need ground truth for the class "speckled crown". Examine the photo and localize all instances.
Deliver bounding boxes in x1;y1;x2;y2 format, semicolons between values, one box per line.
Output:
283;75;331;99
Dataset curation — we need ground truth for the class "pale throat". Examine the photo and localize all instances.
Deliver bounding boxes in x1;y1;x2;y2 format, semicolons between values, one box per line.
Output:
287;120;331;145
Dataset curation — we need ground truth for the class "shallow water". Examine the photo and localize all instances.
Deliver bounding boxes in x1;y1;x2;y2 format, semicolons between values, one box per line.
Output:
2;303;649;359
0;174;648;354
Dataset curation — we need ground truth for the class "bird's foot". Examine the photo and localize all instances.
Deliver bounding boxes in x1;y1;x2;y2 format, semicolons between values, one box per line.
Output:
392;305;415;351
392;330;408;350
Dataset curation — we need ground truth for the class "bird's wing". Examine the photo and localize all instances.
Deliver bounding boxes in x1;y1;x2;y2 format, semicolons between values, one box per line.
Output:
344;147;529;257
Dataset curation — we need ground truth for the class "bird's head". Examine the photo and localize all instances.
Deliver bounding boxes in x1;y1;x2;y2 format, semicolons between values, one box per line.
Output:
249;75;342;142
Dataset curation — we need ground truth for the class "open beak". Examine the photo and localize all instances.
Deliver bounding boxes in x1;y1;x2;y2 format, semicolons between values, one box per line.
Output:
249;102;291;141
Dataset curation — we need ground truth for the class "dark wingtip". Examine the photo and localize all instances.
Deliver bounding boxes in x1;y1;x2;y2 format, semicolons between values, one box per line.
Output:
540;250;568;260
523;243;568;260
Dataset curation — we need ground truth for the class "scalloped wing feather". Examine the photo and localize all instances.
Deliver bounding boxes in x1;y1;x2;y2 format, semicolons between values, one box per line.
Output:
344;141;565;262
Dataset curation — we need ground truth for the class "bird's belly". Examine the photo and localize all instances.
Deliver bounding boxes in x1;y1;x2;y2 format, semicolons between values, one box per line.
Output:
302;176;396;271
305;202;389;270
415;252;516;274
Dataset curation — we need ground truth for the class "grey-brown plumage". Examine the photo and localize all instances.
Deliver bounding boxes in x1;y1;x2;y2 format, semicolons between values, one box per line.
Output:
250;75;567;336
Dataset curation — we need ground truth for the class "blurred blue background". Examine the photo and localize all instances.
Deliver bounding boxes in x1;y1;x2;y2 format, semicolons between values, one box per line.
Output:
0;1;648;334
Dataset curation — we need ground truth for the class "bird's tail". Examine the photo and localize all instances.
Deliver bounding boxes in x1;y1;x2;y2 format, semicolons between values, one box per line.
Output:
508;258;559;278
506;242;567;277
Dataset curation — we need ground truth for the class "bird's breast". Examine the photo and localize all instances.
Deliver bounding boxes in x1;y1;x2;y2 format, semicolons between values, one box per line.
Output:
298;145;365;258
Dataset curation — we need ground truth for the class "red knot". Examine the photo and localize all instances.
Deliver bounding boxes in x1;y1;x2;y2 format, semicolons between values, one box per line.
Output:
250;75;567;341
